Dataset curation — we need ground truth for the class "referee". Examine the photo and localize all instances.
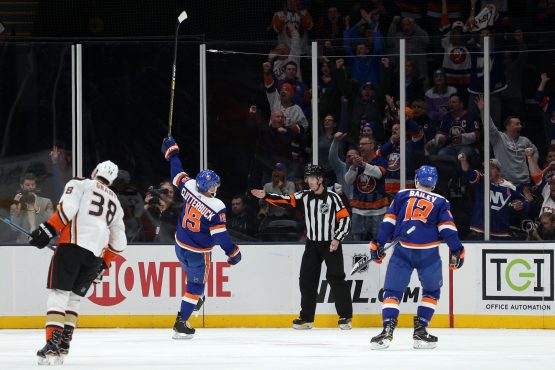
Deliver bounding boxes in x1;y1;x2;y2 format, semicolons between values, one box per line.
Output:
251;164;352;330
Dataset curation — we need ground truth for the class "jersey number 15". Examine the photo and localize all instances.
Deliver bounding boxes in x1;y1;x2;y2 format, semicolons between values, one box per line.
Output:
182;203;201;232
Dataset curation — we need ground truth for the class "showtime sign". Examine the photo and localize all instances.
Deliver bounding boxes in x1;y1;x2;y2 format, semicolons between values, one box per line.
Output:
87;255;233;306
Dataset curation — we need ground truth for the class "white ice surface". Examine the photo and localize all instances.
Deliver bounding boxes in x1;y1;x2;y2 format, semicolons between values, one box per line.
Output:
1;328;554;370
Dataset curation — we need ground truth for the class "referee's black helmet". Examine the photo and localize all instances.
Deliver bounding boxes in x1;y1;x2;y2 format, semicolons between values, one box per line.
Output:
304;164;324;178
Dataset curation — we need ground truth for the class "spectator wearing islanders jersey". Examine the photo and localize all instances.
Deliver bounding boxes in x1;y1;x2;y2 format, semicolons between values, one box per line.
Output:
161;136;241;340
377;112;424;195
425;93;480;161
526;147;555;217
458;153;528;240
438;2;471;91
345;136;388;241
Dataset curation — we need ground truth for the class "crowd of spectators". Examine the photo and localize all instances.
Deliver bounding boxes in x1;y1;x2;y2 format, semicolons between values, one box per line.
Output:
3;0;555;244
239;0;555;242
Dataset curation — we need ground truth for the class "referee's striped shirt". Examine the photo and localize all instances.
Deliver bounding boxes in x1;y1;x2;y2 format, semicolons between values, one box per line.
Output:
264;189;351;241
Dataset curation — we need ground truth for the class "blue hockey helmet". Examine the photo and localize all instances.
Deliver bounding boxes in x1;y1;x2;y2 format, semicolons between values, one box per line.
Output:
415;165;438;188
196;169;221;196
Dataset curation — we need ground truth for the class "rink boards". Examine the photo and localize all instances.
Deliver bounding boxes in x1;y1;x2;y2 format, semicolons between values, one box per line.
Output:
0;242;553;329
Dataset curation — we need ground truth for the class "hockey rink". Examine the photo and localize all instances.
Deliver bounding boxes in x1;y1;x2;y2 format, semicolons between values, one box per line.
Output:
1;327;554;370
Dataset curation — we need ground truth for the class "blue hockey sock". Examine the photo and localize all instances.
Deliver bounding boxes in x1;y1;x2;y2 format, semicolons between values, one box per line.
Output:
180;292;200;321
382;297;400;325
179;282;205;321
417;296;438;325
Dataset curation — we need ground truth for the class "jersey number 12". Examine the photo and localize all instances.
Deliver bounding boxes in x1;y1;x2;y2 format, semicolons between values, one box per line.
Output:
403;198;433;223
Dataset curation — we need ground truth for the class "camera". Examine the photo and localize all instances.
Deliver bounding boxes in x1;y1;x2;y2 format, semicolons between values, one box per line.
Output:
147;186;169;206
521;220;539;232
18;189;36;204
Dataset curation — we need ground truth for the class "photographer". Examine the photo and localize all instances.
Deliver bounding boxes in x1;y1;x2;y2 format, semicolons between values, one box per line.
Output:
10;172;53;243
527;213;555;241
141;181;179;242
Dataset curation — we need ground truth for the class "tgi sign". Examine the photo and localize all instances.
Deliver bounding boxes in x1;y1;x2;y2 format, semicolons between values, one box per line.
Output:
482;249;554;301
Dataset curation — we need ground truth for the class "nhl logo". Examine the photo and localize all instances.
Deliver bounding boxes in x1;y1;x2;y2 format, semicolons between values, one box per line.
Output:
320;203;330;214
353;254;370;273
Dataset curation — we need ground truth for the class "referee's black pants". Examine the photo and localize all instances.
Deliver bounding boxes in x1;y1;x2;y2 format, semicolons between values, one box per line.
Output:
299;240;353;322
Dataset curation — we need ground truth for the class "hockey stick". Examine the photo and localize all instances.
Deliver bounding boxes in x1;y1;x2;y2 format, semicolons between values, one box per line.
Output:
350;226;416;275
167;10;188;137
1;217;55;251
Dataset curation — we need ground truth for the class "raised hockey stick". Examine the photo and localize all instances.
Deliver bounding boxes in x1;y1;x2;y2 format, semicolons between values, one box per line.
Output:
167;10;188;137
350;226;416;275
1;217;55;251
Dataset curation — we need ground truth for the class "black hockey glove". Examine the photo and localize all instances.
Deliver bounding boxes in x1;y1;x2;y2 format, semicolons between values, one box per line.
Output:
227;245;242;265
93;260;108;284
449;246;465;270
29;222;56;249
370;241;386;264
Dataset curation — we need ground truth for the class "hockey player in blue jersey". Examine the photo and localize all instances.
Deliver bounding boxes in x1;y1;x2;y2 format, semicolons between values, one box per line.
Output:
369;165;465;350
162;136;242;339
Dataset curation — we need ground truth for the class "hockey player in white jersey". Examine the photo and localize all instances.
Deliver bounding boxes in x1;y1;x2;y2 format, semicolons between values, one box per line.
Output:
29;160;127;365
161;136;242;339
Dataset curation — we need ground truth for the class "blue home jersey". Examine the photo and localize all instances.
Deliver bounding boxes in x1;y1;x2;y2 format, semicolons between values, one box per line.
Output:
377;188;462;251
463;169;528;237
438;111;480;146
169;161;235;255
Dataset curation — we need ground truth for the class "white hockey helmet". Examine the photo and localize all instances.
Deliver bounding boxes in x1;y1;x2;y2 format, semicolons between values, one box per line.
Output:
92;160;119;185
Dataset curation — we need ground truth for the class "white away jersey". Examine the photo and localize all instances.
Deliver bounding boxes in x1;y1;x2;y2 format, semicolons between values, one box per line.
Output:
49;178;127;257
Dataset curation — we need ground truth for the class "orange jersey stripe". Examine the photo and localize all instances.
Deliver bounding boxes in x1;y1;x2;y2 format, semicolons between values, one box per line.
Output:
175;238;213;253
229;247;240;258
351;197;389;210
203;253;211;284
289;194;296;208
103;248;119;266
438;221;456;227
336;208;349;221
383;298;399;304
400;241;440;247
48;212;65;231
184;292;200;300
422;297;437;305
57;222;72;245
209;224;226;231
48;248;58;288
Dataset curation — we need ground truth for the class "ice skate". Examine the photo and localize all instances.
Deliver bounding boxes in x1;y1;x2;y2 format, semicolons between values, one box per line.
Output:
172;313;195;339
59;327;73;359
413;316;438;349
370;318;397;350
338;317;352;330
292;317;313;330
37;330;63;365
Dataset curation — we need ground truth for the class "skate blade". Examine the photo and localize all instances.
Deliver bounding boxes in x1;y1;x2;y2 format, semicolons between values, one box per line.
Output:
172;331;194;340
339;323;352;330
37;354;63;366
413;340;437;349
292;323;313;330
370;338;391;350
